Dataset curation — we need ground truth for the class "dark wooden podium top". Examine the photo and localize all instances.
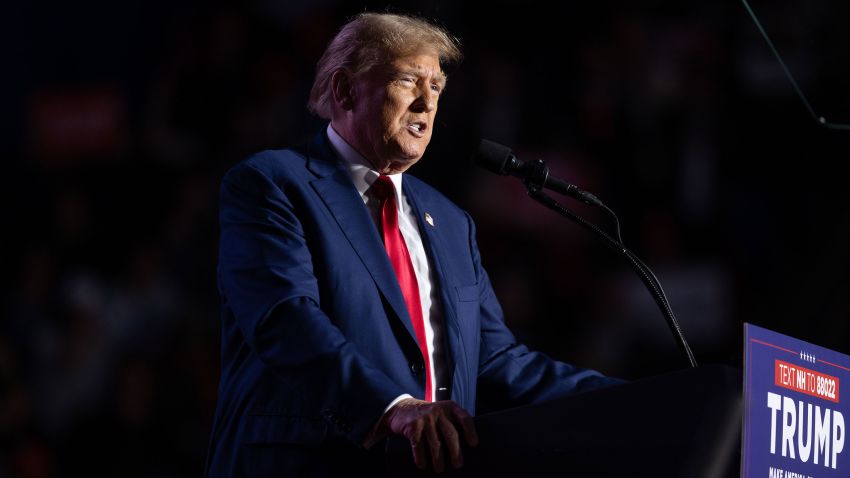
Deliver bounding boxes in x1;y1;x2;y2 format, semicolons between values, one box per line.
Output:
386;364;742;477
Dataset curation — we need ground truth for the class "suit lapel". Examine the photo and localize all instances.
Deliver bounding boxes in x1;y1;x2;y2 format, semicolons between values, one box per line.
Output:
306;132;417;342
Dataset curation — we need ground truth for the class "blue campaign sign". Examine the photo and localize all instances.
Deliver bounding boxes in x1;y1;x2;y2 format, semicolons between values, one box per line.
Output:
743;323;848;478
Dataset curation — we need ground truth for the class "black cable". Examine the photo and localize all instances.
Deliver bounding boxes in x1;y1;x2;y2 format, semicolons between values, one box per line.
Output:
741;0;850;131
599;202;624;247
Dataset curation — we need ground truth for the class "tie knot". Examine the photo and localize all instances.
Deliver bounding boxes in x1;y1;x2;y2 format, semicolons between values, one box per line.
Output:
370;175;395;202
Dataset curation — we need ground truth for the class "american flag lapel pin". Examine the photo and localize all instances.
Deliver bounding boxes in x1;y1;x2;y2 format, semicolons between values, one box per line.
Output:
424;212;435;227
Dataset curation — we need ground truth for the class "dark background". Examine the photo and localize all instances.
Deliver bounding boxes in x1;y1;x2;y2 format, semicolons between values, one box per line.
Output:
3;0;850;476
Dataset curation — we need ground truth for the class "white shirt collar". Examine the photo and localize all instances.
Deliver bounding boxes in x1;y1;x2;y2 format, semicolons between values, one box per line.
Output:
327;124;404;202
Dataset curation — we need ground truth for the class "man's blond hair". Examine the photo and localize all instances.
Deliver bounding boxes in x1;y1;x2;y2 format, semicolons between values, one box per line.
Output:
308;13;462;119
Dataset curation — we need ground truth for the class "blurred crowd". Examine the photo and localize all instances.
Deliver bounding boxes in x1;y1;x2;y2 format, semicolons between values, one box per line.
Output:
3;0;850;476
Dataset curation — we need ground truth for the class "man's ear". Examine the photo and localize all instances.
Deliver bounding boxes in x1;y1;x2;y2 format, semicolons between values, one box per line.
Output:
331;69;355;111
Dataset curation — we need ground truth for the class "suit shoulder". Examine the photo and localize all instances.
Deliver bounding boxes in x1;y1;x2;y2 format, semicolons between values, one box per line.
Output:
227;147;310;182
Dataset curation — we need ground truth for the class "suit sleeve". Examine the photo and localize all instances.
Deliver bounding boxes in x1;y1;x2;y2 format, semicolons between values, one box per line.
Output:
464;212;622;411
217;161;404;445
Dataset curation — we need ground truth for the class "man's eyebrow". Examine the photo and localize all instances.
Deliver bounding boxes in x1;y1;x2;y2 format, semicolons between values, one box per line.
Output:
435;71;448;87
397;66;448;86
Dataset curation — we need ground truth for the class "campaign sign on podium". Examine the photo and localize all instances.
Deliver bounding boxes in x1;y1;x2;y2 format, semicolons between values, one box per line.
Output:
743;323;848;478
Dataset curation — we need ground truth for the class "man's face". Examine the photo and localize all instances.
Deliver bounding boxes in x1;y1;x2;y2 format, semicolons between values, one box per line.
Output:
346;53;445;174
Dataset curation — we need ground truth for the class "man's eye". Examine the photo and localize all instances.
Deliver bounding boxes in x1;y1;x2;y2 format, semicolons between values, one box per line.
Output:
431;84;442;93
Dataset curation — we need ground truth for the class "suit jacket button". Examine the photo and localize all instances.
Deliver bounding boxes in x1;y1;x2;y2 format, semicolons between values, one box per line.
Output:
410;362;424;374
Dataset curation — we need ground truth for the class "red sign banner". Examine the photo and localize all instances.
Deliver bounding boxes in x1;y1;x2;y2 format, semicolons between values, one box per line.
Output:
774;359;840;403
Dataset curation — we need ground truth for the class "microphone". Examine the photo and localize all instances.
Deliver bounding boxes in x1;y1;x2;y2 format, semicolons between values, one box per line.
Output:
474;139;603;207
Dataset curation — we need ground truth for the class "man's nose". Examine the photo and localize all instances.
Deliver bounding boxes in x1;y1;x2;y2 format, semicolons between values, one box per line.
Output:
411;88;436;113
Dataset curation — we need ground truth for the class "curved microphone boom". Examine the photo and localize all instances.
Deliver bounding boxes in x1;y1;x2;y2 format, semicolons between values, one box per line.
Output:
473;139;698;369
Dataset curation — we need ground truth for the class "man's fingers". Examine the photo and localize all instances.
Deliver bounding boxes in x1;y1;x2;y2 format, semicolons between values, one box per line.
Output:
411;439;427;470
389;399;477;471
438;414;463;468
425;416;445;473
406;419;427;470
452;406;479;447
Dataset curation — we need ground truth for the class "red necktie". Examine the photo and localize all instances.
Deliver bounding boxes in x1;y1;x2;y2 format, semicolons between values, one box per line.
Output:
371;175;432;402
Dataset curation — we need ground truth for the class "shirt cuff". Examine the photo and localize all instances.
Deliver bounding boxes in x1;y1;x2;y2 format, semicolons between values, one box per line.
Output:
384;393;414;413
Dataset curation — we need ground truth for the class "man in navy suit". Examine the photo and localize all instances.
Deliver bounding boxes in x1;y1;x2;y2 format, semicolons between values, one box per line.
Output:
205;12;618;477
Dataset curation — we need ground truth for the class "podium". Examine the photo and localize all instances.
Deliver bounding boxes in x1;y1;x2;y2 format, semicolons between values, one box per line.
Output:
385;365;742;477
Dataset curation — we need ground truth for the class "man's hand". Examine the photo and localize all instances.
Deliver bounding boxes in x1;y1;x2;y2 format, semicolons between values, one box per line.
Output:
384;398;479;473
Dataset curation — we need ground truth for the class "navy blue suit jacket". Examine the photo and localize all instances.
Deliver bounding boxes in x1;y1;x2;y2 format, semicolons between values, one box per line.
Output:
205;130;616;476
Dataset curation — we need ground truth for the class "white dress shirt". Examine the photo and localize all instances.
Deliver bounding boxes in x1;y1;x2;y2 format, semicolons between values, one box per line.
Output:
327;125;448;406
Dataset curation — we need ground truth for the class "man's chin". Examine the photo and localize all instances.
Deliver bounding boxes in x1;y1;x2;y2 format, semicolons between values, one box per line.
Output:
383;157;421;174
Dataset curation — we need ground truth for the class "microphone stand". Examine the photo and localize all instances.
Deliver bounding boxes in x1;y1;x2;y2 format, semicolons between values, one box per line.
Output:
520;159;698;368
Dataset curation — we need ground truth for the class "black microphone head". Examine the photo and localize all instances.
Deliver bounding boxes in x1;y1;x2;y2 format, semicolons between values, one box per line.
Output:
474;139;515;175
